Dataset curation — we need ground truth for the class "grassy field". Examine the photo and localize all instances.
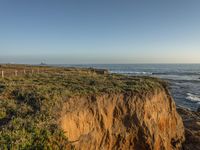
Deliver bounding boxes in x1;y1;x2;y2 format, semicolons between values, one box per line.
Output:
0;65;167;149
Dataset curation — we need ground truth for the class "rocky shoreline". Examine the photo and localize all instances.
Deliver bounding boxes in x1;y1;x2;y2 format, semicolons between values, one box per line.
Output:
177;107;200;150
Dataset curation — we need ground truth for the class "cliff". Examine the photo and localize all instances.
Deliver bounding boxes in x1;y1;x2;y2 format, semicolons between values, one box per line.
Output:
59;90;184;150
0;65;185;149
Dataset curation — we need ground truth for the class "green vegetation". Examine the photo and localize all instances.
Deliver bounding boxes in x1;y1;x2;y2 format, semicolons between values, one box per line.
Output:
0;65;166;149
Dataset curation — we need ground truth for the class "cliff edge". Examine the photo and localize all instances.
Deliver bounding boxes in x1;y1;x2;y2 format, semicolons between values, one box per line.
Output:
0;65;185;149
59;89;185;149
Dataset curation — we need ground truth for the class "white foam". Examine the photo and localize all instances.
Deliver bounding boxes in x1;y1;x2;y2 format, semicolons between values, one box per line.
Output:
186;93;200;102
110;71;152;75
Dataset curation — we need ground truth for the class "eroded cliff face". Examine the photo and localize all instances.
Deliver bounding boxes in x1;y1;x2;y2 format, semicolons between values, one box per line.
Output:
59;90;185;150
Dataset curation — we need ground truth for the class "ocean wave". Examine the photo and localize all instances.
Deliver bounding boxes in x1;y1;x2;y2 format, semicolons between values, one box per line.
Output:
152;72;200;76
111;70;200;76
186;93;200;103
110;71;152;75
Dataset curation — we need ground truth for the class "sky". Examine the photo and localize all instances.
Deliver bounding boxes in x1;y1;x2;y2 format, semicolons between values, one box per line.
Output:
0;0;200;64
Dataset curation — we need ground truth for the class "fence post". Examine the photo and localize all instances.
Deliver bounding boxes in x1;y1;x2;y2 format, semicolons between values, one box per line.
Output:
1;70;4;78
37;68;39;74
15;70;18;76
24;69;26;74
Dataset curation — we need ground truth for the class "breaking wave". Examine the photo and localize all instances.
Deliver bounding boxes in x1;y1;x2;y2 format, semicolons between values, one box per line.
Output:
110;71;153;75
186;93;200;104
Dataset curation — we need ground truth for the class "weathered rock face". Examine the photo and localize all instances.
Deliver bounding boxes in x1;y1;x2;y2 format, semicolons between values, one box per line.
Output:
177;107;200;150
59;90;185;150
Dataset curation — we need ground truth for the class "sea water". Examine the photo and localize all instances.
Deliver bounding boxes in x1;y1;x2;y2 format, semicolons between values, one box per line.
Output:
61;64;200;111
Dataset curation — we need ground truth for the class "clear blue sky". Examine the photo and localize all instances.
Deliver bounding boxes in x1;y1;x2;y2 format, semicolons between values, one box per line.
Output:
1;0;200;64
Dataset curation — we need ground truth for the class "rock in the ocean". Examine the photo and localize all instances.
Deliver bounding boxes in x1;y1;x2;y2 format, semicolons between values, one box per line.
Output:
197;107;200;112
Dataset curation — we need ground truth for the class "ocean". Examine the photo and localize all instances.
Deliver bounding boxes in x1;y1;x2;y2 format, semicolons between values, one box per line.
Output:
60;64;200;111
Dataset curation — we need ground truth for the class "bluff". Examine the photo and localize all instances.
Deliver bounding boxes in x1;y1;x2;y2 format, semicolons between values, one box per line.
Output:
0;65;185;149
59;87;185;149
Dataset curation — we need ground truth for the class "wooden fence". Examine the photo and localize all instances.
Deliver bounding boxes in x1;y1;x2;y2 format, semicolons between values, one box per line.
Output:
0;65;108;78
0;68;48;78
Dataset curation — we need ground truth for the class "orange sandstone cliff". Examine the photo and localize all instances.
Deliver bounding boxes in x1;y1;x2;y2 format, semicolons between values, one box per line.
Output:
59;90;185;150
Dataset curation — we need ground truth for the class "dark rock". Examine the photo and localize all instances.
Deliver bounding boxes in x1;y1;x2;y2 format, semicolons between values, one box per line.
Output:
197;107;200;112
177;107;200;150
90;68;109;74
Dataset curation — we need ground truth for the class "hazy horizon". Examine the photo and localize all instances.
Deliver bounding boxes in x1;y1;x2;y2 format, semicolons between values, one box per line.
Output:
1;0;200;64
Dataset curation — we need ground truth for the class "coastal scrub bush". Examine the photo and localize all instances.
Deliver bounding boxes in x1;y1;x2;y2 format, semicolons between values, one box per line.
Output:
0;83;5;93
